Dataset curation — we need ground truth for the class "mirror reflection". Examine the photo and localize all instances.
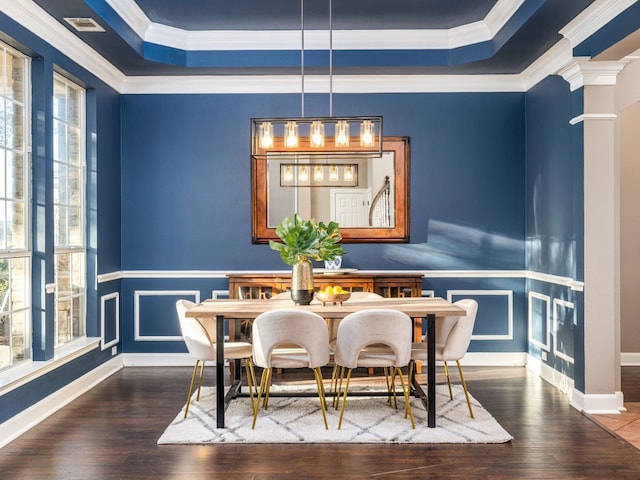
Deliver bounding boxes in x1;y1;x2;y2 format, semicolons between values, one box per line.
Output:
267;152;396;228
252;136;409;243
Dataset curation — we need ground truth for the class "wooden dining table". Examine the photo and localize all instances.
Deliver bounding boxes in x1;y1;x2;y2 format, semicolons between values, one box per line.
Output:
186;296;466;428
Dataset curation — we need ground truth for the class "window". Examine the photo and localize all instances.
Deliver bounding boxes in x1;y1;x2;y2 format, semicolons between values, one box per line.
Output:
0;42;30;370
53;73;85;347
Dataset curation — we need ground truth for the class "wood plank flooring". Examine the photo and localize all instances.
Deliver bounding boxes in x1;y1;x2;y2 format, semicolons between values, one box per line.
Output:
1;366;640;479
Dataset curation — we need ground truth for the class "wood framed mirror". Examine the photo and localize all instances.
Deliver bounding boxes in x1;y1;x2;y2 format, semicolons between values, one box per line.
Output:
252;136;410;243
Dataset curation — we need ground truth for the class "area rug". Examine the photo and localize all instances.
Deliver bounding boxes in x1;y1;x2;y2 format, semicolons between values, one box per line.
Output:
158;384;513;444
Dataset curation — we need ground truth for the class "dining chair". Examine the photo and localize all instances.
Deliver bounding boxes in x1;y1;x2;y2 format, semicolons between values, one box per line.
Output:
333;309;415;429
175;299;256;418
251;309;330;429
410;298;479;418
328;291;385;387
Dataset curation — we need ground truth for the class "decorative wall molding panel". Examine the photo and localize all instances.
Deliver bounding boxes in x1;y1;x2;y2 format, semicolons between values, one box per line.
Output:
528;292;551;352
448;289;513;341
134;290;200;341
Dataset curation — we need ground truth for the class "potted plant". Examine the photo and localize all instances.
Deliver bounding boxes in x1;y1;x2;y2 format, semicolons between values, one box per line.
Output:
269;213;346;304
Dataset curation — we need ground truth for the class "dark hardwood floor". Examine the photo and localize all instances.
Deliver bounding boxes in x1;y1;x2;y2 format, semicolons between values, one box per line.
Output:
1;365;640;479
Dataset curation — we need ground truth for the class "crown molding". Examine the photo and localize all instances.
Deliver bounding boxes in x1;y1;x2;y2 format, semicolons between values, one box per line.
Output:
560;0;638;48
121;73;526;95
109;0;520;52
4;0;126;92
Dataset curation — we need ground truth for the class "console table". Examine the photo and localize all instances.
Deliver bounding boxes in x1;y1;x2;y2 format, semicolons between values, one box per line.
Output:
227;271;423;300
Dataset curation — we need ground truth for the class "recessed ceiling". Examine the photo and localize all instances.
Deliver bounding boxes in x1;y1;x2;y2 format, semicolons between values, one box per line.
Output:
31;0;598;76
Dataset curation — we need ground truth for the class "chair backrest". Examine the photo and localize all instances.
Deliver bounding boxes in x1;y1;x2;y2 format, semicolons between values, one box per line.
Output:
175;299;216;360
334;309;412;368
439;299;478;361
435;299;474;345
252;309;329;369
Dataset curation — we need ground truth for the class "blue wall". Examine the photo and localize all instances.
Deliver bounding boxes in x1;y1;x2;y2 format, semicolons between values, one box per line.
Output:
524;76;584;386
119;92;528;354
121;92;525;271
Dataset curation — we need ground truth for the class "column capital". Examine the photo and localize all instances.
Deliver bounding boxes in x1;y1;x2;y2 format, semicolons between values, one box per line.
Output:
558;58;629;91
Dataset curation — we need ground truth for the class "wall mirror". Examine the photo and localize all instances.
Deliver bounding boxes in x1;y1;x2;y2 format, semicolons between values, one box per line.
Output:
252;136;409;243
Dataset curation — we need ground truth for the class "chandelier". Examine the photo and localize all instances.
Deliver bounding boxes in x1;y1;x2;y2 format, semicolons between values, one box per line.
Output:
251;0;383;158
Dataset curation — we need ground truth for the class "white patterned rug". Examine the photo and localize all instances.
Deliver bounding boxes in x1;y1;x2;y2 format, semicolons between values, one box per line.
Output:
158;384;513;444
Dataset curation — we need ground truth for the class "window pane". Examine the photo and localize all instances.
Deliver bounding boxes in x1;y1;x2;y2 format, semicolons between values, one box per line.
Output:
53;121;67;162
53;79;66;121
55;205;68;246
68;206;82;246
8;152;24;200
7;52;26;104
0;43;30;371
7;201;25;249
54;161;68;204
0;99;5;147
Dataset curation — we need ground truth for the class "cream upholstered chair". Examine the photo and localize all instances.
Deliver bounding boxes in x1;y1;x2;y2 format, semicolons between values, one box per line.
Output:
334;309;415;429
251;309;330;429
411;298;478;418
175;299;255;418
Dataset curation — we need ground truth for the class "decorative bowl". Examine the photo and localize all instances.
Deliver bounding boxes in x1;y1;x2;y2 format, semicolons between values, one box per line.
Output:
316;292;351;306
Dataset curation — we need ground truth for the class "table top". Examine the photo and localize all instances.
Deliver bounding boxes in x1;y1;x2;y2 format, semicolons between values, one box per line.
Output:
186;296;465;319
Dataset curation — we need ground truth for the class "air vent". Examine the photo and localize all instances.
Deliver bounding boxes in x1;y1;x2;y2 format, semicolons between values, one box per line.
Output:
63;17;105;32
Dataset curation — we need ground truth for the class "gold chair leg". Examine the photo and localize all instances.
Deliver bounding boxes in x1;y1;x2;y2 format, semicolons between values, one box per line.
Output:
196;361;206;401
443;361;453;400
263;367;273;409
334;366;345;409
337;368;353;429
184;360;201;419
252;367;271;429
313;367;329;430
244;358;256;410
457;360;474;418
396;367;415;429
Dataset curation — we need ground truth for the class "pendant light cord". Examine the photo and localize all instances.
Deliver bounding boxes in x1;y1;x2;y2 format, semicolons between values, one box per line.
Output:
329;0;333;117
301;0;304;117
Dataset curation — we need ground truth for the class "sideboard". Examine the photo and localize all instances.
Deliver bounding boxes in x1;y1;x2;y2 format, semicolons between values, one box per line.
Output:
227;271;423;300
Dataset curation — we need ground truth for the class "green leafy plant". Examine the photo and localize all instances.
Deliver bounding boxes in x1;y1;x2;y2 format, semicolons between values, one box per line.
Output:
269;213;347;266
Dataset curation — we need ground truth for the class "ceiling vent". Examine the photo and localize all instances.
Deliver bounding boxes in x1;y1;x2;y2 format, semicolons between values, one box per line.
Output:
64;17;105;32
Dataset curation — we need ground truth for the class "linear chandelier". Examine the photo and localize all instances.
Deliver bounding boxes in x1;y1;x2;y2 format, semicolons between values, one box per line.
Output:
250;0;383;158
280;162;358;187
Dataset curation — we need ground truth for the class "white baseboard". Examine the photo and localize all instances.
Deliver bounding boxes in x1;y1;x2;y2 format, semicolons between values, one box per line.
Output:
526;354;575;398
0;356;123;449
571;389;624;414
621;352;640;366
458;352;527;366
122;353;196;367
526;355;623;414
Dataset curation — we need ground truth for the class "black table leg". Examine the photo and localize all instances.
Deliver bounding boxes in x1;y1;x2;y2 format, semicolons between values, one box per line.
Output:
216;314;225;428
426;313;436;427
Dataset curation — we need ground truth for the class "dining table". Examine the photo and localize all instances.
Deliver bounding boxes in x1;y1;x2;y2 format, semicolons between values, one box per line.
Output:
186;296;466;428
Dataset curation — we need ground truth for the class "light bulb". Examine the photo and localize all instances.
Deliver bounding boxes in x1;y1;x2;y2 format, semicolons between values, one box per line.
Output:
283;165;294;182
330;165;339;181
344;165;354;182
299;165;309;181
310;121;325;147
314;165;324;181
335;121;349;147
284;121;299;148
259;122;273;148
360;120;375;147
